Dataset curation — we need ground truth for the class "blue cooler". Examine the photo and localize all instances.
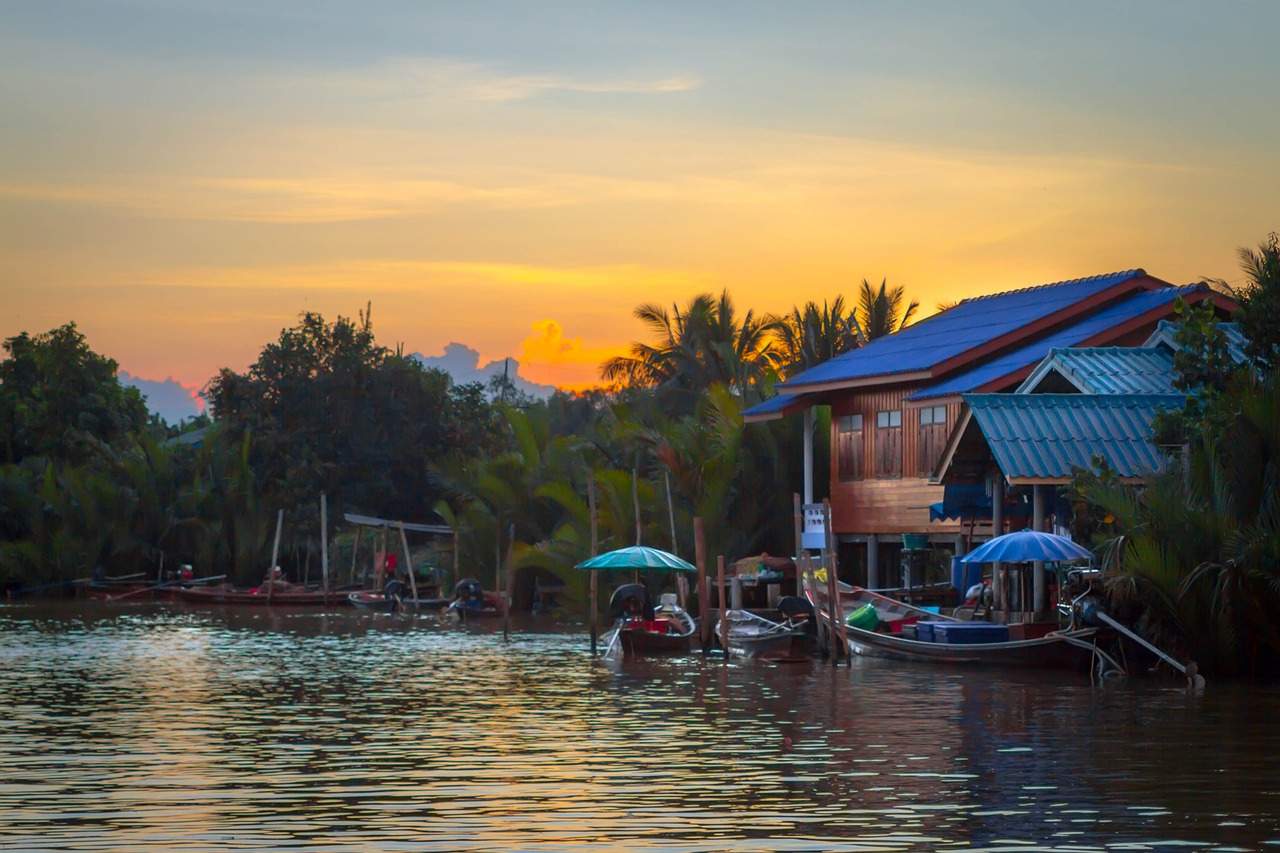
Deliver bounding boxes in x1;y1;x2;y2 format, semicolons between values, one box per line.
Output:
932;622;1009;644
915;621;943;642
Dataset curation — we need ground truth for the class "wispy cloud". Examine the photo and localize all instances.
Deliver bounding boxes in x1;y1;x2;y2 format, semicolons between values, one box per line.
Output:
295;58;700;103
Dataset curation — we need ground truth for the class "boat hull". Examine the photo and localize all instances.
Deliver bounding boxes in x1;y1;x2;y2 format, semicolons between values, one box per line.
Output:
618;627;692;656
348;591;451;612
808;581;1098;670
169;584;339;606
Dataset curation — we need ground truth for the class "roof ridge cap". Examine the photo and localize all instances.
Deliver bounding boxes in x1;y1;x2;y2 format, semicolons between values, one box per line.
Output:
958;269;1146;305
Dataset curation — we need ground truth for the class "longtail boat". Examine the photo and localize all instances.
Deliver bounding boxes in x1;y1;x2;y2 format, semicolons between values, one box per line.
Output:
602;586;697;657
168;582;339;607
805;578;1100;670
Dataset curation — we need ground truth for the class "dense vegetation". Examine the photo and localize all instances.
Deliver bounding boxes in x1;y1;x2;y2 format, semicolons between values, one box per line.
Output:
0;282;917;600
1068;234;1280;676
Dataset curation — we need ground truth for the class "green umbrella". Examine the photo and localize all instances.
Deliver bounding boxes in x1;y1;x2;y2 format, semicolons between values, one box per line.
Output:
576;546;697;573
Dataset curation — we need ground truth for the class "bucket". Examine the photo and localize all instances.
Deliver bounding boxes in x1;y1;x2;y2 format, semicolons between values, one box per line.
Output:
902;533;929;551
846;603;880;631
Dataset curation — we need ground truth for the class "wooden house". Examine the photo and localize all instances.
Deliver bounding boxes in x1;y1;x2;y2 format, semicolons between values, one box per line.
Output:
744;270;1236;588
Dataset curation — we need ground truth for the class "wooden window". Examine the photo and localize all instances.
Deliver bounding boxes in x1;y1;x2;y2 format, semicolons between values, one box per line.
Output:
875;410;902;479
918;405;948;477
836;414;864;481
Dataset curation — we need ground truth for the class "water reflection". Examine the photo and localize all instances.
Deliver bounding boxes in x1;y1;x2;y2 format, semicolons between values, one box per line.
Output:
1;601;1277;852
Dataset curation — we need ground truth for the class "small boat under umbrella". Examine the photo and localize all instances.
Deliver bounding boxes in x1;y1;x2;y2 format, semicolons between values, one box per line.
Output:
576;546;698;657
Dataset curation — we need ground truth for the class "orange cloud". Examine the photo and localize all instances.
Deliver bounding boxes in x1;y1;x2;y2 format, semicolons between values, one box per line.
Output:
517;319;625;391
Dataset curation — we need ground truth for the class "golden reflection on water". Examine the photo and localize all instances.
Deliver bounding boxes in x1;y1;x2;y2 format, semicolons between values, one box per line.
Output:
1;601;1279;852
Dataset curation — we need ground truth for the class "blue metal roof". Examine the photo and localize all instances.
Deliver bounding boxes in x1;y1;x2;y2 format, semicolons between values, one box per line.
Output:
742;392;804;420
780;270;1149;389
963;393;1186;482
907;285;1205;401
1016;347;1176;394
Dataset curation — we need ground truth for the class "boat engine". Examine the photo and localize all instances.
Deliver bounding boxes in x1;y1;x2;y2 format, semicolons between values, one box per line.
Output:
776;595;817;634
608;583;649;621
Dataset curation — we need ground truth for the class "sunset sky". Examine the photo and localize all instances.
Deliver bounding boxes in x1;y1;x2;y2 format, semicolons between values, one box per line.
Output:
2;1;1278;399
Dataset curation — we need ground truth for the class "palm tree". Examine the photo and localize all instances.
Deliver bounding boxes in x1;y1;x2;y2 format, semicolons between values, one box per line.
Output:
775;297;862;377
601;290;782;407
855;278;920;340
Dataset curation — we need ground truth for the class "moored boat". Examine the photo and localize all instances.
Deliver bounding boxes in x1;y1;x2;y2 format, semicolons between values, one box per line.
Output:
168;582;339;607
445;578;506;619
806;578;1100;670
605;586;697;657
348;589;452;612
717;595;815;659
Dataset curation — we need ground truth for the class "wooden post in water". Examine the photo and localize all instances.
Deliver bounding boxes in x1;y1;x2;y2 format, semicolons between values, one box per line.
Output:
793;493;803;560
503;523;515;642
802;552;827;658
589;475;599;656
398;521;418;609
320;494;329;604
823;499;848;665
694;517;709;652
717;555;728;659
267;509;283;604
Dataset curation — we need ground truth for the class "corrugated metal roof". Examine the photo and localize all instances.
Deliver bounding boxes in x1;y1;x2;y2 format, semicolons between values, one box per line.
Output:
907;285;1204;401
780;270;1149;389
1146;319;1250;364
963;393;1186;482
1016;346;1176;394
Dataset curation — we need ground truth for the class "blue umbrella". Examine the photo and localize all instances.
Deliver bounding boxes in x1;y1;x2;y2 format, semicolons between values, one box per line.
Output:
576;545;698;573
959;529;1092;564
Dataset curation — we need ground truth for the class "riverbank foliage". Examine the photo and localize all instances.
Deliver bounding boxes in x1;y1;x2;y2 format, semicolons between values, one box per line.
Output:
1069;234;1280;677
0;283;918;599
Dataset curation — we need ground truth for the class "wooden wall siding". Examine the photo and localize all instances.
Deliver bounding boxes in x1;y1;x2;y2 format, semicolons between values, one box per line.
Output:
828;390;966;534
875;423;902;478
836;424;863;481
918;422;948;475
830;478;958;535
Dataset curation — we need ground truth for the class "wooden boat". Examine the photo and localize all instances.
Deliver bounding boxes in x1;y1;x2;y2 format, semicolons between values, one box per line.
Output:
605;587;697;657
716;609;812;658
168;582;340;607
348;590;452;612
445;578;506;619
805;578;1100;670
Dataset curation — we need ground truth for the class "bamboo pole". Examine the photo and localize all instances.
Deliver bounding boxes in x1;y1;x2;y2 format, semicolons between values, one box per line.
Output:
632;463;642;547
320;495;329;604
398;522;417;611
666;471;687;609
267;509;283;604
694;517;709;652
452;528;460;592
717;554;728;660
503;523;515;642
589;475;599;655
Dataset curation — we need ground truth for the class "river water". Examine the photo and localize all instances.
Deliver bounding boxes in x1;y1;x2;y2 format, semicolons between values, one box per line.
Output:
1;601;1277;852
